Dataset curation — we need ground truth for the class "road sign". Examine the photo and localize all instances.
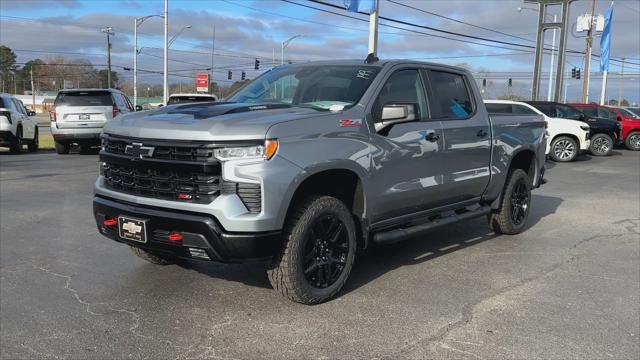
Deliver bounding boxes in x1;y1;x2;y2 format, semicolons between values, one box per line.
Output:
195;73;209;93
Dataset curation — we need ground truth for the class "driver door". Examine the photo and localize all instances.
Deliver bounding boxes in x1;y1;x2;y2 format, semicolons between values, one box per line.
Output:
369;68;446;223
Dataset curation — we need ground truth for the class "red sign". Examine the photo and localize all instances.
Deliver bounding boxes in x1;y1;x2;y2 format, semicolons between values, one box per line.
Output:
195;73;209;93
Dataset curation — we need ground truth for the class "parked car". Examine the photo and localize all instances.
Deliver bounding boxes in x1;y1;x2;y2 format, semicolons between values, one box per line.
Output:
571;103;640;151
485;100;590;162
621;107;640;117
167;93;218;105
50;89;134;154
0;93;38;153
94;60;546;304
526;101;621;156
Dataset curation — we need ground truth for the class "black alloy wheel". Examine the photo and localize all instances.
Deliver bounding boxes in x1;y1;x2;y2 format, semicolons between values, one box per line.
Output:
302;215;350;288
510;178;530;226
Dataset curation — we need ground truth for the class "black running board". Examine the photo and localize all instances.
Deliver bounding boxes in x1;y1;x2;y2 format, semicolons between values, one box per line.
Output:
372;205;491;245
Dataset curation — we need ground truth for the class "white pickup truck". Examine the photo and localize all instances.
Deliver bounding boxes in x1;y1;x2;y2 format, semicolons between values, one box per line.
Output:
485;100;590;162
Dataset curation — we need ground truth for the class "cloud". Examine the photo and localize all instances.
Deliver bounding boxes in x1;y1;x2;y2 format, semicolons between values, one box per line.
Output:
0;0;80;10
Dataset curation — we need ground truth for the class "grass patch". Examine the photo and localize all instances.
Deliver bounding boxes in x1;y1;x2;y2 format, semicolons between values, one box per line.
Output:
39;133;55;150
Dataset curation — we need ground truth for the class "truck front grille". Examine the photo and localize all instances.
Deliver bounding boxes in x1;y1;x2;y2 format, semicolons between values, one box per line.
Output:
100;135;262;212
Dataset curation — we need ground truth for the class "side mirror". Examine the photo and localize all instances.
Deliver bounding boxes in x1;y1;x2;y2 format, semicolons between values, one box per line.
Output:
135;105;143;112
375;103;418;132
27;110;36;116
616;116;622;121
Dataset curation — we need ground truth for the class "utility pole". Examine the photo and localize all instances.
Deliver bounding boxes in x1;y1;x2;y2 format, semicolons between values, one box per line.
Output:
30;67;35;110
368;0;380;57
101;27;114;88
163;0;169;105
618;58;625;105
581;0;596;103
134;18;138;108
211;25;215;94
547;14;557;101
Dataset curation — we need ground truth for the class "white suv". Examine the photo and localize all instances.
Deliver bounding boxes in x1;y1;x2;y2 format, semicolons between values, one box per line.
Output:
485;100;590;162
0;93;38;153
50;89;134;154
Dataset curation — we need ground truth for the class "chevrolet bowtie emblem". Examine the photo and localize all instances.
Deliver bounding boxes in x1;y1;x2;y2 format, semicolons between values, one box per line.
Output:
124;143;155;159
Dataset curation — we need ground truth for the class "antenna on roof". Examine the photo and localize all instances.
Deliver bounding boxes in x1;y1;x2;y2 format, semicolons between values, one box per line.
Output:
364;53;379;64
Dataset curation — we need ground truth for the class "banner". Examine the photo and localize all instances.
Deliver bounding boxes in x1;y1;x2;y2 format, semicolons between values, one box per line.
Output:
344;0;377;14
600;2;614;72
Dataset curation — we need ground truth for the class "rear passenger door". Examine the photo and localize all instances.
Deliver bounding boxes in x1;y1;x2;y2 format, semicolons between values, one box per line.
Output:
427;69;491;204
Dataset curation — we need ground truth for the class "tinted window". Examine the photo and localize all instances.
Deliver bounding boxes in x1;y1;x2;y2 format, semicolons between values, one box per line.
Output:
228;65;380;110
0;97;5;108
167;96;217;105
429;71;473;119
618;108;639;118
555;104;583;120
485;103;512;114
512;105;537;115
12;99;26;115
580;106;598;118
55;91;114;106
374;69;427;121
530;104;554;117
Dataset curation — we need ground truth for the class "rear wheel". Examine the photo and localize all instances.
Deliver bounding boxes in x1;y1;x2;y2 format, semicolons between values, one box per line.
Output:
550;136;577;162
267;195;356;304
54;141;70;155
489;169;531;235
130;247;175;265
28;128;38;152
625;131;640;151
589;133;613;156
9;127;23;154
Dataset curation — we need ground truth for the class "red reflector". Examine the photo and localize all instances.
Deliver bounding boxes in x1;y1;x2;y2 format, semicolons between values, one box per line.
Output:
103;218;117;227
168;232;183;242
178;193;193;200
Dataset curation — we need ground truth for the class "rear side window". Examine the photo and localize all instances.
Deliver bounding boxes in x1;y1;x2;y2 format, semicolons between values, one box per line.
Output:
429;71;473;119
113;93;128;110
597;108;615;120
512;105;537;115
485;103;512;114
55;91;114;106
580;106;598;118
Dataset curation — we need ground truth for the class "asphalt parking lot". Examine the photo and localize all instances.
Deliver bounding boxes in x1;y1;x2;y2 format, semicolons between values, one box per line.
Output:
1;149;638;359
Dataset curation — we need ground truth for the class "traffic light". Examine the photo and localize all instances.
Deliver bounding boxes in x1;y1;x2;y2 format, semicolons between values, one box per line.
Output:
241;71;246;81
254;59;260;70
508;78;512;87
576;69;581;80
227;71;232;80
571;67;577;78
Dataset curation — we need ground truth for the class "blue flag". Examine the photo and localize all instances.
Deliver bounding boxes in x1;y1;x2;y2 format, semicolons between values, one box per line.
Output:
600;2;614;72
344;0;377;13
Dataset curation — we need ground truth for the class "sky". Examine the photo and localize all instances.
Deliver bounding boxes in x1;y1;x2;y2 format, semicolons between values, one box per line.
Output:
1;0;639;103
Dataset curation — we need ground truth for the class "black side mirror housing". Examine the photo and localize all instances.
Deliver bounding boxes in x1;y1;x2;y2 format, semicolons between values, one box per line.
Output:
27;110;36;116
135;105;143;112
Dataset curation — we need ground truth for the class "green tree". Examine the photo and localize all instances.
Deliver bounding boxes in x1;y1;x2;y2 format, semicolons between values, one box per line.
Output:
97;69;118;88
0;45;18;92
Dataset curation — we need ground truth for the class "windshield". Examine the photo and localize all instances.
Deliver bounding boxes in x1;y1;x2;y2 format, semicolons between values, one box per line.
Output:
556;104;583;120
618;108;639;119
227;65;381;110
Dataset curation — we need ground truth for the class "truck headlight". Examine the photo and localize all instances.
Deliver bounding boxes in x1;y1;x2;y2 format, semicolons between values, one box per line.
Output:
214;139;278;161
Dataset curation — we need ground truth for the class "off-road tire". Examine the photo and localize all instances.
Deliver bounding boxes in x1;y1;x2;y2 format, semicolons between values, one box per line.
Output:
589;133;613;156
9;127;23;154
624;131;640;151
549;136;577;162
489;169;531;235
130;246;175;265
54;141;70;155
28;128;38;152
267;195;357;305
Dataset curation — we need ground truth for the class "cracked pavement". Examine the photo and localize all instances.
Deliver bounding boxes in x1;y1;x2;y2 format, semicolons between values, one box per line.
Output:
1;150;638;359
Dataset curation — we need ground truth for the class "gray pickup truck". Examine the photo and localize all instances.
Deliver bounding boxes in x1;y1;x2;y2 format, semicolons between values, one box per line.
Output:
93;60;546;304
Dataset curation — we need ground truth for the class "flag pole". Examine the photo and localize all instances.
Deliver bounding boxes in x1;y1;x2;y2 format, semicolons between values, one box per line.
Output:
367;0;380;57
599;70;608;105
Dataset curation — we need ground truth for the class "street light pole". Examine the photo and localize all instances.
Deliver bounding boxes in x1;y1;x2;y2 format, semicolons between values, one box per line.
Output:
101;27;114;88
134;15;162;108
163;0;169;105
281;35;302;65
581;0;597;103
547;14;557;101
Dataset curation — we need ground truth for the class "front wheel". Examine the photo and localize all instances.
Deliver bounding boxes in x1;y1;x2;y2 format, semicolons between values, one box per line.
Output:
54;141;70;155
9;127;23;154
489;169;532;235
267;195;357;305
550;136;577;162
625;131;640;151
589;133;613;156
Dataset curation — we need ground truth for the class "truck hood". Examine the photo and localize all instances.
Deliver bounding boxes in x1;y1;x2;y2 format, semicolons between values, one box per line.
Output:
103;102;329;141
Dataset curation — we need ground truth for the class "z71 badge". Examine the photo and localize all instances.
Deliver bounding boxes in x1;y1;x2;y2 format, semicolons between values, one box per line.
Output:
339;119;363;127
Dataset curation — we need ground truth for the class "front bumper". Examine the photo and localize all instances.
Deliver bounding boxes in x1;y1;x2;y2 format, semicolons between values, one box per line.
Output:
93;195;282;263
0;131;17;147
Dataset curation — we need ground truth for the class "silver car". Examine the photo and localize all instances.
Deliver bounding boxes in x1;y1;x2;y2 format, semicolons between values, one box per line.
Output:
50;89;134;154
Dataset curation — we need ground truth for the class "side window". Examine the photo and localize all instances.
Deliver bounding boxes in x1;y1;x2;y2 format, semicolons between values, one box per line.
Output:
113;93;127;109
12;99;26;115
581;107;598;118
485;103;512;114
122;94;133;111
428;71;473;119
512;105;537;115
374;69;427;121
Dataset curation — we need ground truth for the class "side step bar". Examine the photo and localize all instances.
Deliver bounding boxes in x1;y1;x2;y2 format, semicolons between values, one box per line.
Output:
372;205;491;245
